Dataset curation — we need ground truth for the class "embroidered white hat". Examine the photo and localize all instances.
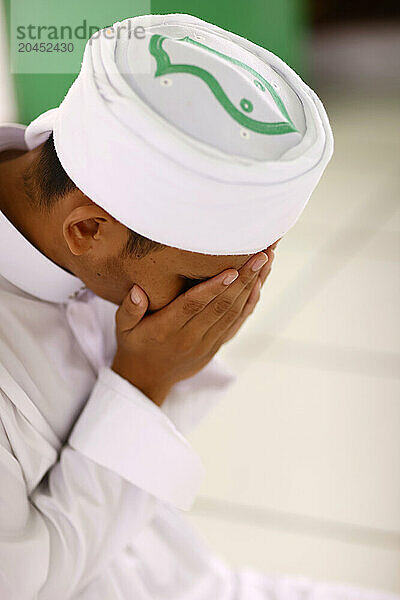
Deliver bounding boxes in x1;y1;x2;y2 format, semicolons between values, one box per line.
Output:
25;13;334;255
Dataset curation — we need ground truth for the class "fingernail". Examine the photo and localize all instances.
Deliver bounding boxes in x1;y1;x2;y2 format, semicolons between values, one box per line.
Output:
131;285;142;304
251;253;268;272
223;271;239;286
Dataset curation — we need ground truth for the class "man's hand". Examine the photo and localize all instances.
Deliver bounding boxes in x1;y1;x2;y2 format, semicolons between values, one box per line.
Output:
112;245;277;406
223;243;277;343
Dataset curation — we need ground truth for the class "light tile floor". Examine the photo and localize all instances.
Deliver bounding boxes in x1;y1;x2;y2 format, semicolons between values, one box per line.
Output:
187;92;400;595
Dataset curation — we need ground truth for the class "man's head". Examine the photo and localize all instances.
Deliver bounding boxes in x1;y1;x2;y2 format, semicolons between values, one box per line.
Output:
20;135;254;310
19;14;333;308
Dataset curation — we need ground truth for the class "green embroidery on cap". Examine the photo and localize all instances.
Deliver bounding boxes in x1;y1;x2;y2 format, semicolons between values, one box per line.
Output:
149;34;298;136
254;79;265;92
240;98;253;113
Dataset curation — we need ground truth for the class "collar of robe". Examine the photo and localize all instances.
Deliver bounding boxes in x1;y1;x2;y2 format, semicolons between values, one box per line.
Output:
0;124;85;304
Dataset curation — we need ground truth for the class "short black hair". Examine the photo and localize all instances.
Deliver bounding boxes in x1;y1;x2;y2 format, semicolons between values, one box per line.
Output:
23;133;163;259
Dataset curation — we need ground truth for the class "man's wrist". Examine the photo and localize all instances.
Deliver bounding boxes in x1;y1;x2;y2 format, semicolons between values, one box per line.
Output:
110;361;172;407
131;378;171;407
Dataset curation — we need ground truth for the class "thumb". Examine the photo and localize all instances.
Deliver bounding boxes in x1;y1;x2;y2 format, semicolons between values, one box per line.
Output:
115;284;149;335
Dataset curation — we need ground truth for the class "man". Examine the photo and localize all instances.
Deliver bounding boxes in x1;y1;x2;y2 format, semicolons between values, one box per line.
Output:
0;12;365;600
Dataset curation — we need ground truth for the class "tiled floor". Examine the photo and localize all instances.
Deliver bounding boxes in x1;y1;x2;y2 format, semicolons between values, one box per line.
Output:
187;91;400;595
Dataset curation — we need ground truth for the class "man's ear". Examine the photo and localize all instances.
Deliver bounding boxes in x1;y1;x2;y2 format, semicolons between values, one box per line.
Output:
63;204;113;256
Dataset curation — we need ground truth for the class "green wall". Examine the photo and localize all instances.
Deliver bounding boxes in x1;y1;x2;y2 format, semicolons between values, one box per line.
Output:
3;0;307;124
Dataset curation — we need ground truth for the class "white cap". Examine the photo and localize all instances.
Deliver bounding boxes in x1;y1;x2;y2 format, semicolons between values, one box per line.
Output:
25;13;334;255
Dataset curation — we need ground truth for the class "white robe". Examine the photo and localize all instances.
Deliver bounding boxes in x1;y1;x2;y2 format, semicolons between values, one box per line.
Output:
0;125;396;600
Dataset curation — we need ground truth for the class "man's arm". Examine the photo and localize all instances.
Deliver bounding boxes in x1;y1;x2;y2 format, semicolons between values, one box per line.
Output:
0;370;202;599
0;247;276;599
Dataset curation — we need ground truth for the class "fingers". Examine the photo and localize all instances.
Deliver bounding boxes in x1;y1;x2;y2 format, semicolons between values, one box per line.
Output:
259;246;274;285
150;246;274;343
222;277;262;344
217;242;279;346
185;252;268;335
202;272;260;346
207;243;279;349
243;276;262;318
159;268;240;331
115;284;149;335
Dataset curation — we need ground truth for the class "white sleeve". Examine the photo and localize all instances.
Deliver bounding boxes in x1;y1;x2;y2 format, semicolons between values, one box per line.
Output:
161;357;237;435
0;367;204;600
